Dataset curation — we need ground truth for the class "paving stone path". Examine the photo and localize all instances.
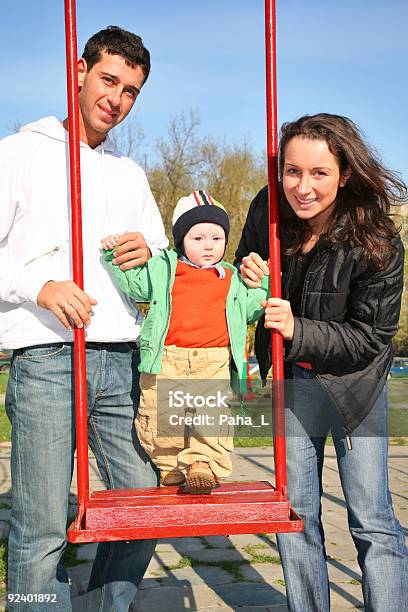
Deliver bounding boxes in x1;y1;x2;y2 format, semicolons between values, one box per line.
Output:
0;444;406;611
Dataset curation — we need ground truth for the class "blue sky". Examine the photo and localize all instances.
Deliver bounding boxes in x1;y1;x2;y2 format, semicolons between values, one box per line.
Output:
1;0;407;181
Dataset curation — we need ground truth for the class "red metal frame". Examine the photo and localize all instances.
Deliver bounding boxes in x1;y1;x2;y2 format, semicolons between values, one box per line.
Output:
64;0;89;530
66;0;301;543
265;0;287;496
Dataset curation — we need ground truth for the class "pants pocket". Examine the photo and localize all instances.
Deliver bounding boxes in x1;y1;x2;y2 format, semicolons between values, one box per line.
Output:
138;373;157;417
135;414;155;454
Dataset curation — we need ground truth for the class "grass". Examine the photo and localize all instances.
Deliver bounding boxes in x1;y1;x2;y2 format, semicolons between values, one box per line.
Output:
388;378;408;408
388;408;408;437
0;372;10;442
0;406;11;442
153;543;282;582
391;437;408;445
235;436;272;447
152;553;249;582
0;374;406;445
242;544;281;565
151;555;192;576
0;373;8;394
0;539;7;595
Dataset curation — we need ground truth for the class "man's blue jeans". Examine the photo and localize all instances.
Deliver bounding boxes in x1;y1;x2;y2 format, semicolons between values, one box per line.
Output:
6;342;158;611
277;365;408;612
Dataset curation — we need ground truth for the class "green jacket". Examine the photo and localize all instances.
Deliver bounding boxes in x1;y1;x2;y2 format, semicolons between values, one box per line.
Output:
103;248;269;375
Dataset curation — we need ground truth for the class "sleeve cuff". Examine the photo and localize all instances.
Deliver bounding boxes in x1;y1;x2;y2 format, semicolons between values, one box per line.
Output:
14;271;59;304
13;256;65;304
285;317;303;361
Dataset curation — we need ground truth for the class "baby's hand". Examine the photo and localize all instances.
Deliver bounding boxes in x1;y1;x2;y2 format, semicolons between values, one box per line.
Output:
101;234;120;250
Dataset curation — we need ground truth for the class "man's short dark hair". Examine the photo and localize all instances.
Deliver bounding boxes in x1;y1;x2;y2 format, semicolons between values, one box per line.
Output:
82;25;150;82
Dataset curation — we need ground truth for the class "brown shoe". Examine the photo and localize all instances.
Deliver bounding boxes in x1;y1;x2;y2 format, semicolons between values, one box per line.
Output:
160;469;185;486
186;461;216;494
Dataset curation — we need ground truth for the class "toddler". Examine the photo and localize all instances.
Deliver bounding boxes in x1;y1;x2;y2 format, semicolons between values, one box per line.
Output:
102;191;269;493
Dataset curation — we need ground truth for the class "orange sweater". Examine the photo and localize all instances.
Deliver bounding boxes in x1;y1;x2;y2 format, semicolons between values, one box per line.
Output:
165;261;232;348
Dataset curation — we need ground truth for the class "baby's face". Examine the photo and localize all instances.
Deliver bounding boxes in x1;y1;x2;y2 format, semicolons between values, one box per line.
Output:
183;223;226;267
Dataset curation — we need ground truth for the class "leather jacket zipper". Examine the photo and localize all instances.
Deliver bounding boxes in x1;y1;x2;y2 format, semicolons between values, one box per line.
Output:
299;249;327;317
283;257;295;300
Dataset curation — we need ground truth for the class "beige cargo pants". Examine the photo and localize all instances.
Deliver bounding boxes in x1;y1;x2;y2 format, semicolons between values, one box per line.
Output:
136;345;233;479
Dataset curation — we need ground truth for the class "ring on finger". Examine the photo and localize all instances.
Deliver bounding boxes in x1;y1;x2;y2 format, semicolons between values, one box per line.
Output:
61;303;71;314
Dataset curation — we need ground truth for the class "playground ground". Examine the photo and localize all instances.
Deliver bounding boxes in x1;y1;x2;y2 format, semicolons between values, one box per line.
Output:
0;442;406;611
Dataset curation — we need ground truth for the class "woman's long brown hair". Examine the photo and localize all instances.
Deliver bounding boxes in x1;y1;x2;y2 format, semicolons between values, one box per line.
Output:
278;113;407;269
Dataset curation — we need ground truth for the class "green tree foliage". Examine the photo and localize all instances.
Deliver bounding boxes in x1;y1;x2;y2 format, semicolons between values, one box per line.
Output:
393;205;408;355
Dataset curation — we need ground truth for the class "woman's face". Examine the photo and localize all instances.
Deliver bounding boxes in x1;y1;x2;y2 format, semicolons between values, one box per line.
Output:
282;136;350;232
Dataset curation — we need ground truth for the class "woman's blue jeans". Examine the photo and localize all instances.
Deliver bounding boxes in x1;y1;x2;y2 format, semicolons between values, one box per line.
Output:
277;365;408;612
5;342;158;611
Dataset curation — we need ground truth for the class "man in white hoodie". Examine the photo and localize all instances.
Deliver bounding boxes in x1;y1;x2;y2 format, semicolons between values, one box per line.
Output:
0;26;168;611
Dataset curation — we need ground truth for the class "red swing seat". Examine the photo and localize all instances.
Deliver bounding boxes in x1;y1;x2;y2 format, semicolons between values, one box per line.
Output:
68;482;302;544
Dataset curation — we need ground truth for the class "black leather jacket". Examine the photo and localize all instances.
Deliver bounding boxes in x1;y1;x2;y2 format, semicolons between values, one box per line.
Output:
234;186;404;434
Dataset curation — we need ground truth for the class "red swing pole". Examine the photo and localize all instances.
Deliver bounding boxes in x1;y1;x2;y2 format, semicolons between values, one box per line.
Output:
64;0;90;524
265;0;287;495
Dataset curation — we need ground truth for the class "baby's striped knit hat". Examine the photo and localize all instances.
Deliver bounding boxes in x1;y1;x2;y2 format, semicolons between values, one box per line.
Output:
172;190;230;251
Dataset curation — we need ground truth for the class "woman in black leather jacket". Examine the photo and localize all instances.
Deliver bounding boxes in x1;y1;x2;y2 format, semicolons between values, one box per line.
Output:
235;113;407;612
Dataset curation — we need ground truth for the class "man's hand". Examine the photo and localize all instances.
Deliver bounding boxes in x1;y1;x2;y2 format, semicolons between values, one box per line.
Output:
261;297;294;340
240;252;269;288
37;281;97;330
111;231;151;270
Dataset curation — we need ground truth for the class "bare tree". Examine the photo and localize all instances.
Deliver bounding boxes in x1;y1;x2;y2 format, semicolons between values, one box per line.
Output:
146;109;267;256
149;110;207;230
7;120;22;134
109;119;148;168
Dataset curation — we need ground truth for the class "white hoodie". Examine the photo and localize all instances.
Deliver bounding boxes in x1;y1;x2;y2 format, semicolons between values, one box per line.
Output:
0;116;168;349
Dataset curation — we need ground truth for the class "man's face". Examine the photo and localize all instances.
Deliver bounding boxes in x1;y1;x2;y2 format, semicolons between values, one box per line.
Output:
77;51;145;147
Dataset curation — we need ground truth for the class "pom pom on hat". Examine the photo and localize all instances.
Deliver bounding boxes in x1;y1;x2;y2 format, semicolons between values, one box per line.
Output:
172;190;230;251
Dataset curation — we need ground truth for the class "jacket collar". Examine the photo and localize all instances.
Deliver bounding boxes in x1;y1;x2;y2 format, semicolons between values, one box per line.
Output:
179;254;226;279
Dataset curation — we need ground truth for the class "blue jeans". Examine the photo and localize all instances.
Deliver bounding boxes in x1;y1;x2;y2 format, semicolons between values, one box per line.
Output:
6;343;158;611
277;365;408;612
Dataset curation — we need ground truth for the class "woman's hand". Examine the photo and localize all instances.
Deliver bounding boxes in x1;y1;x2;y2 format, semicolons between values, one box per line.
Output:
240;252;269;288
261;298;294;340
